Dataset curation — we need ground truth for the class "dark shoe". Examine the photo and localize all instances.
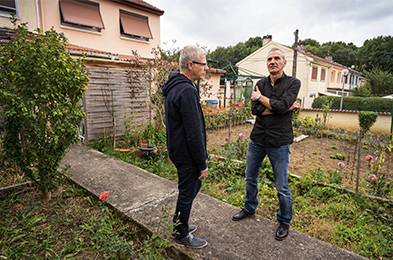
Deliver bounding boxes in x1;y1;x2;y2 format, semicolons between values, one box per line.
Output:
172;225;197;238
275;222;289;241
232;209;255;221
188;224;197;234
175;233;208;248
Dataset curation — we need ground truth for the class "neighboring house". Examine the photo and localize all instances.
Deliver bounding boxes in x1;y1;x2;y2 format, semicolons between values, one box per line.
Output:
1;0;164;143
1;0;163;59
236;36;362;108
200;67;227;105
0;0;225;142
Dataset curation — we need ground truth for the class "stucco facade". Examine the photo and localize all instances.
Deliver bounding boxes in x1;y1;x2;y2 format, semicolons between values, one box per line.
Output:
1;0;163;59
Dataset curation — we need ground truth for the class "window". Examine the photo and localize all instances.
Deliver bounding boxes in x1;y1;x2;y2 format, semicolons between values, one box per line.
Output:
120;10;152;41
331;71;335;82
337;72;341;83
311;66;318;80
0;0;17;16
320;68;326;81
59;0;104;32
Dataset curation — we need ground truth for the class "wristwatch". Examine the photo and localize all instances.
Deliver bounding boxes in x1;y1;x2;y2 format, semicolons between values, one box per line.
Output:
255;94;261;101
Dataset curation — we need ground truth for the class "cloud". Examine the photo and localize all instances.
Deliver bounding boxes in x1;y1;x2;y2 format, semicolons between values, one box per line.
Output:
148;0;393;51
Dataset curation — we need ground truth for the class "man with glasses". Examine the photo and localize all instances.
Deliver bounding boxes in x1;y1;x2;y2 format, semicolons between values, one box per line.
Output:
232;47;301;241
162;45;209;248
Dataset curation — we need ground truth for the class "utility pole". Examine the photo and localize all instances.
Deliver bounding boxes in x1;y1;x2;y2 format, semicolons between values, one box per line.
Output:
292;29;299;78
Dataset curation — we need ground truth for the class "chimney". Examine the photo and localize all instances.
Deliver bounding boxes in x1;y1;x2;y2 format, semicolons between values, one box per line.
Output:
325;54;333;62
262;35;272;46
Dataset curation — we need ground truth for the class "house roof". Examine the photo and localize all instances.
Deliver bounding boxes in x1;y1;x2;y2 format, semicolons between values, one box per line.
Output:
66;44;226;74
271;41;347;69
302;51;345;69
108;0;164;16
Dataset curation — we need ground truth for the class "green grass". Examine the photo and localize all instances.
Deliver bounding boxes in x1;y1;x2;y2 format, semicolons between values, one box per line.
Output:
2;141;392;259
0;182;174;260
99;148;393;260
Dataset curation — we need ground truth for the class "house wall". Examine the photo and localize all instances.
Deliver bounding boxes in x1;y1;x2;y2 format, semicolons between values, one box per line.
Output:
0;1;39;30
39;0;160;59
200;73;222;104
236;42;314;108
298;109;391;135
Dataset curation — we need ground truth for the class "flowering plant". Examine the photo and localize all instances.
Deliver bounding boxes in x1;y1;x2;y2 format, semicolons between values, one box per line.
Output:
364;150;392;198
221;133;249;160
99;191;109;201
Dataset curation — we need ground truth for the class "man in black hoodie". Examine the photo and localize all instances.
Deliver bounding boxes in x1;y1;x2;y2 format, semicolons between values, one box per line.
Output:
162;45;209;248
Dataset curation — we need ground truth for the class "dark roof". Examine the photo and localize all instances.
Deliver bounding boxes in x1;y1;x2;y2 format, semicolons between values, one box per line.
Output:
108;0;164;16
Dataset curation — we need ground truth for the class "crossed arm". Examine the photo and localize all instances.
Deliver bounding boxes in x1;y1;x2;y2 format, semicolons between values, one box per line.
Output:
251;86;300;115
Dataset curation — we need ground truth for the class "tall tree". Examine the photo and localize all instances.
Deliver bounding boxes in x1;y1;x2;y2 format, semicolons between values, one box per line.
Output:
208;36;263;76
358;36;393;73
362;67;393;96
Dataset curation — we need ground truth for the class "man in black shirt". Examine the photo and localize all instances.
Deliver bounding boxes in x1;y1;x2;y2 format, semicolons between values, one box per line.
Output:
232;47;301;241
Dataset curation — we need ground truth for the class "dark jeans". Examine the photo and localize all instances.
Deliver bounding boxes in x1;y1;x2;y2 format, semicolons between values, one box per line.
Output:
244;140;293;224
173;162;201;239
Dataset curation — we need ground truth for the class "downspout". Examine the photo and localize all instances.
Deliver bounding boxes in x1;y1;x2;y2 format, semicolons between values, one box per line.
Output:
35;0;40;29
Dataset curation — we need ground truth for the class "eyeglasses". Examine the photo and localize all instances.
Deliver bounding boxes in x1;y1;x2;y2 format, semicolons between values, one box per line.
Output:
192;61;208;67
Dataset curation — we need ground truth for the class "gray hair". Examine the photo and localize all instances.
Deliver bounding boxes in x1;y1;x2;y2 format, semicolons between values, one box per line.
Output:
268;47;286;60
179;45;207;71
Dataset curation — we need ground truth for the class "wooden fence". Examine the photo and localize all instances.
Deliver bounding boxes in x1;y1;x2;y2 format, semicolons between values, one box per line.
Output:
83;59;151;143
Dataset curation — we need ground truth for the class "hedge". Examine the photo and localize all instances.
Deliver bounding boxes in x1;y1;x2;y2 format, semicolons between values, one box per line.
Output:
312;96;393;113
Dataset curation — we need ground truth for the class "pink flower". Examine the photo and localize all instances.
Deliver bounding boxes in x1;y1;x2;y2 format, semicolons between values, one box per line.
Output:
225;137;229;142
337;162;345;168
368;174;377;182
99;191;109;201
365;155;373;162
239;133;244;139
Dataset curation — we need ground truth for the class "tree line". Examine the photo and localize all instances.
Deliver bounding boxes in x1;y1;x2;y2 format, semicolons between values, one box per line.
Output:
207;35;393;96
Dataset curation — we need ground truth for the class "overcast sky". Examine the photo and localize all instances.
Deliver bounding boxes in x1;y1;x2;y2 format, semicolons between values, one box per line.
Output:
146;0;393;52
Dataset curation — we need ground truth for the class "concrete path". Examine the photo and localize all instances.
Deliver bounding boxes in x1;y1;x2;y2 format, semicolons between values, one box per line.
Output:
61;144;368;260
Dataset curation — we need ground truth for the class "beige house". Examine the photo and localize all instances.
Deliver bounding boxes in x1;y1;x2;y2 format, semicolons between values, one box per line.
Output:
1;0;226;142
1;0;163;59
236;36;362;108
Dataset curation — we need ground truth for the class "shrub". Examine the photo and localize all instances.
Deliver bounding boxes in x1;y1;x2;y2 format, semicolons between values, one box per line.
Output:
358;111;378;133
312;96;393;113
0;21;88;201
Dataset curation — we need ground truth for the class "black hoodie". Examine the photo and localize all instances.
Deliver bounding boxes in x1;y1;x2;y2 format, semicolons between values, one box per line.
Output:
162;72;207;171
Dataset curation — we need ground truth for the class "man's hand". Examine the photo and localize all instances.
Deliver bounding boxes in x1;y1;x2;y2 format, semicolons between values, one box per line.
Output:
251;87;261;101
288;101;301;111
199;167;208;180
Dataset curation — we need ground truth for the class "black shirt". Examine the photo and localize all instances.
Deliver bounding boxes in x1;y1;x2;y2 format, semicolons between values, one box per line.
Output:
250;73;301;148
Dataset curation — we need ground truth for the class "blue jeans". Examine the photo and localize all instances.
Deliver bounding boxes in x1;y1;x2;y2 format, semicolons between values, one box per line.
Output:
172;162;201;239
244;140;292;225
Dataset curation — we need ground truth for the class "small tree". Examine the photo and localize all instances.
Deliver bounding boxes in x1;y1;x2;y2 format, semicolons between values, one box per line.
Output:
0;21;88;201
356;111;378;193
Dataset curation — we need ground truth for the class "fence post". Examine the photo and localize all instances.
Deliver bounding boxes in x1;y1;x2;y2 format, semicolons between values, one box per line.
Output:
390;106;393;141
356;128;363;193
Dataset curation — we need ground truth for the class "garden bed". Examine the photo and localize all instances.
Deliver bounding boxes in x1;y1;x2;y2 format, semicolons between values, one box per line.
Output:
207;124;393;194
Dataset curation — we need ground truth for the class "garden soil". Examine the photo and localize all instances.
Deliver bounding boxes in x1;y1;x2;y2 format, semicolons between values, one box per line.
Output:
207;124;393;191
